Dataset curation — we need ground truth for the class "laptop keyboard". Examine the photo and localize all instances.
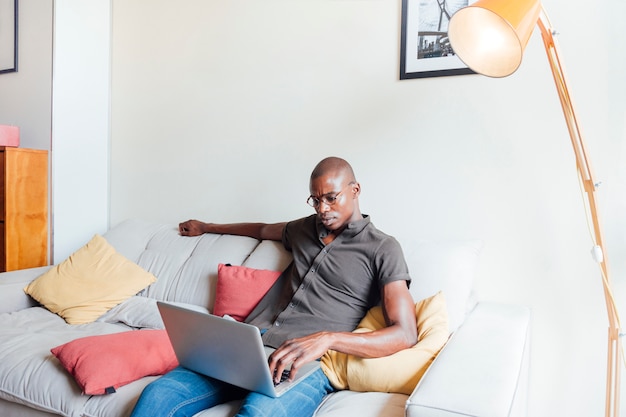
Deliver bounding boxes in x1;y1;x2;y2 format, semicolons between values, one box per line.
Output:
274;370;290;386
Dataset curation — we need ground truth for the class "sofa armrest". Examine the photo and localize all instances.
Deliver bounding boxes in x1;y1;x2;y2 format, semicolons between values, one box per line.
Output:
406;302;531;417
0;266;51;314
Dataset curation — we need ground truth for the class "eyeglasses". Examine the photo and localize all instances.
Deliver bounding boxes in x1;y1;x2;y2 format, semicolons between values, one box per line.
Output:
306;183;354;208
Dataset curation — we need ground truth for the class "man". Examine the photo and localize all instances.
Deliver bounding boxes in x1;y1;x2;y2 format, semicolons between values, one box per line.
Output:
131;157;417;417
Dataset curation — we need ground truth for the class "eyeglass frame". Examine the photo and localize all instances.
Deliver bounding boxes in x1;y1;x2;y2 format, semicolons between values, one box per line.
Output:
306;182;355;208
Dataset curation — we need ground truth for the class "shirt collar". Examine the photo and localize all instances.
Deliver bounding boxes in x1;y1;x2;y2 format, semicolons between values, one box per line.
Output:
316;214;370;240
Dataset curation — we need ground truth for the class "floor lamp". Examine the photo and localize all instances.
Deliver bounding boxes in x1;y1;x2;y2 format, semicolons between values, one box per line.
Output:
447;1;622;416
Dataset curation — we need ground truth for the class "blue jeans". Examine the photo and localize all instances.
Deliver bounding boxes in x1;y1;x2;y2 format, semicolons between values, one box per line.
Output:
130;366;335;417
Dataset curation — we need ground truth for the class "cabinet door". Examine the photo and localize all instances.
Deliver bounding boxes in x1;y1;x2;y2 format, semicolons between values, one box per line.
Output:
3;148;48;271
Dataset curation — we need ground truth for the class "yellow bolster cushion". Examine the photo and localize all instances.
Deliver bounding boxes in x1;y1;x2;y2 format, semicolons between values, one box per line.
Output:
321;291;449;394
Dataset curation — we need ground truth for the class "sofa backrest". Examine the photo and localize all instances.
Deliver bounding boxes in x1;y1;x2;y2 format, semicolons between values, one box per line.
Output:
104;219;481;332
398;238;483;332
103;219;292;310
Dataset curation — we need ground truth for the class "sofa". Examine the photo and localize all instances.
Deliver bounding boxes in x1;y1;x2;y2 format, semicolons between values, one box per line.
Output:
0;219;531;417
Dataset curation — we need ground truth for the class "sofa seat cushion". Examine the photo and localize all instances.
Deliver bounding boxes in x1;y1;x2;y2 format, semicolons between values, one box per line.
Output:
80;376;159;417
0;306;140;416
314;391;408;417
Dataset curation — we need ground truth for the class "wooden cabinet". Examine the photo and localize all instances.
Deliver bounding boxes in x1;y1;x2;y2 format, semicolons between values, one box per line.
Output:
0;147;48;272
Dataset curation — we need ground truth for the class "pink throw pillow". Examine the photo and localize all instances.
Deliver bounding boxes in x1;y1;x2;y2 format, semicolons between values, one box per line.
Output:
51;329;178;395
213;263;281;322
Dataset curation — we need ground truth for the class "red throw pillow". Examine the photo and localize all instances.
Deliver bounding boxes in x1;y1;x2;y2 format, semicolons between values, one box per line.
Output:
51;329;178;395
213;263;282;322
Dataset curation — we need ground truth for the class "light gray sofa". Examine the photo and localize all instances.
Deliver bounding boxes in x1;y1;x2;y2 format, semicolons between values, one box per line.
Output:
0;219;531;417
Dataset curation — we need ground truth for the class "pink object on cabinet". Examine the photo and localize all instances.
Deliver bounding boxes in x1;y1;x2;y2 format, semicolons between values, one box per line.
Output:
0;125;19;147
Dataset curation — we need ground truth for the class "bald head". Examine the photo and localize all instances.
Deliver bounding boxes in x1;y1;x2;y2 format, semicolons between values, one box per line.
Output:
308;157;362;231
310;157;357;184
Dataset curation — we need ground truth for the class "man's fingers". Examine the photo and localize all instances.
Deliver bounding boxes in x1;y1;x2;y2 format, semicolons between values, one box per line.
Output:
269;346;299;383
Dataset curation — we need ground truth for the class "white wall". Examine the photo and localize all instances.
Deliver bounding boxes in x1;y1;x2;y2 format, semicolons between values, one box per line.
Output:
81;0;626;415
51;0;111;262
0;0;52;151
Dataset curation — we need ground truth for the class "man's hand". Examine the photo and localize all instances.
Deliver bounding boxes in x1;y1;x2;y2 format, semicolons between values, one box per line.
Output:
179;220;207;236
268;332;332;384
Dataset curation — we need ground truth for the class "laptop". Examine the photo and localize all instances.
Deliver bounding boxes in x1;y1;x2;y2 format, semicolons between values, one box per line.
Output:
157;301;321;398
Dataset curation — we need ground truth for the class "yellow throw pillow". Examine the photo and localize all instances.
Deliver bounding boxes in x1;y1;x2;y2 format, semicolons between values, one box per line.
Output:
24;234;157;325
321;291;449;394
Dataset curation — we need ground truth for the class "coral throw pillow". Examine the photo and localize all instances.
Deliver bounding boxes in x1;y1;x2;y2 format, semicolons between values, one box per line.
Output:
213;263;281;322
51;329;178;395
24;234;157;324
321;291;449;394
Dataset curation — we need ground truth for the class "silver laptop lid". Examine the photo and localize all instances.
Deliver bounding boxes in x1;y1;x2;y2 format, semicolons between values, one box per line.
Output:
157;301;319;397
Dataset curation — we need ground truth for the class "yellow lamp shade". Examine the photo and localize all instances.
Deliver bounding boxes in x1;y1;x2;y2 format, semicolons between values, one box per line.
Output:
448;0;542;77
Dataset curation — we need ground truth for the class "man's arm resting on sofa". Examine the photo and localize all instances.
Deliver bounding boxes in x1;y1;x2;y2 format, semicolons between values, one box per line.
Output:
0;266;51;314
406;302;531;417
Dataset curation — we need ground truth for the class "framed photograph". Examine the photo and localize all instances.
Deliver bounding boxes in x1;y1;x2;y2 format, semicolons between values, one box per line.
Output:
400;0;474;79
0;0;18;74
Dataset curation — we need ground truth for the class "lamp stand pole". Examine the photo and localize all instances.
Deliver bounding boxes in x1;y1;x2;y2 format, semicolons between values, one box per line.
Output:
536;8;622;417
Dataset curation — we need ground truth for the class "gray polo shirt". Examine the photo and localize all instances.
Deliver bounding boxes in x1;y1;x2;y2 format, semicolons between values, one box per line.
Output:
246;214;411;348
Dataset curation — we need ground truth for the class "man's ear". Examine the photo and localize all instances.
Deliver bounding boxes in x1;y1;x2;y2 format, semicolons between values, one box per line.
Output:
351;182;361;198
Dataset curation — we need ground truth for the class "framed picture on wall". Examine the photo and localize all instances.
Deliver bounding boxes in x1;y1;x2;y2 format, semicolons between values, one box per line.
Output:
400;0;474;79
0;0;18;74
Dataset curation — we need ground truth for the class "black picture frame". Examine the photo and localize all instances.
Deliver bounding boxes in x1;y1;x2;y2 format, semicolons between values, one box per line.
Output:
0;0;18;74
400;0;474;79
